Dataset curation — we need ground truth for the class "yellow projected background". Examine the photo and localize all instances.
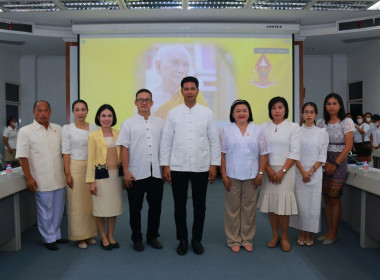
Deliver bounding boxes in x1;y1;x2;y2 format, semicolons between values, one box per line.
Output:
80;37;293;129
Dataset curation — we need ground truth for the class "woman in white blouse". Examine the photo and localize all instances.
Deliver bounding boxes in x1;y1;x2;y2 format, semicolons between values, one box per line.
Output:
257;96;300;252
62;100;98;249
289;102;329;246
317;93;354;245
220;100;270;253
353;114;371;162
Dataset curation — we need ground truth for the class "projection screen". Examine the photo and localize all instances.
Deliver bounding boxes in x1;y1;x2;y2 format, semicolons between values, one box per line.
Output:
79;35;293;128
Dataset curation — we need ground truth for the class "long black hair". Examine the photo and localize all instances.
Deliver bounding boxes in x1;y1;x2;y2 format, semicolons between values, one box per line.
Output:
323;93;346;124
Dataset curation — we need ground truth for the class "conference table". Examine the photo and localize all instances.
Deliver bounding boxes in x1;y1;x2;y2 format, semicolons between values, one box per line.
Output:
0;168;36;251
342;165;380;248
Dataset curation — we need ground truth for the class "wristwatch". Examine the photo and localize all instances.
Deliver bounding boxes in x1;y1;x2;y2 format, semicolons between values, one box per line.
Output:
282;168;287;173
258;171;264;175
332;161;339;167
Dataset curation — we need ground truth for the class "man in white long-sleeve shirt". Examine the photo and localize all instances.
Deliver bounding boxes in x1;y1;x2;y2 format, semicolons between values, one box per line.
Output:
117;89;165;252
160;76;221;255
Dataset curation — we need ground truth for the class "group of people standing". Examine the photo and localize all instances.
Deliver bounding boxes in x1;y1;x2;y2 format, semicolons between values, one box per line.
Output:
350;111;380;163
12;75;358;255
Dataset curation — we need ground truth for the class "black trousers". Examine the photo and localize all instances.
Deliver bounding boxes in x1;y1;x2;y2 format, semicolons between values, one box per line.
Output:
171;171;209;242
126;176;163;242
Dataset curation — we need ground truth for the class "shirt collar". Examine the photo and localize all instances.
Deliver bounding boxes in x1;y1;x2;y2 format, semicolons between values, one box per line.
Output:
33;119;51;130
136;113;151;121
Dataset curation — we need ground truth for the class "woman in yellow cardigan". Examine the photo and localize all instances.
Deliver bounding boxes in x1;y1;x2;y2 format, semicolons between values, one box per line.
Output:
86;104;124;250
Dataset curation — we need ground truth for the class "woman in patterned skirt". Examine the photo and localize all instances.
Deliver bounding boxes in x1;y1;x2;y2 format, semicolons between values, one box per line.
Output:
317;93;354;245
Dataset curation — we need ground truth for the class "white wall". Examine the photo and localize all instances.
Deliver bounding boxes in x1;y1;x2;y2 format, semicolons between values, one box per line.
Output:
20;56;37;126
19;56;66;126
0;49;20;160
303;54;348;118
304;55;332;118
37;57;66;125
347;42;380;115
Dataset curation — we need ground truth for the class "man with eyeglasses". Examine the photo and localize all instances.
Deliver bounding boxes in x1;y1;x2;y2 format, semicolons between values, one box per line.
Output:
116;89;165;252
160;76;221;255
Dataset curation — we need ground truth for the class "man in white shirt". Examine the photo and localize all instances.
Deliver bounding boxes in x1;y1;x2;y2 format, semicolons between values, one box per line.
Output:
117;89;165;252
160;76;221;255
16;100;67;250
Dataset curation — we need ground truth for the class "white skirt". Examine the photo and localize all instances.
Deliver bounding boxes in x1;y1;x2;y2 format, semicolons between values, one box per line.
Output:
257;165;298;215
289;167;322;233
92;169;124;217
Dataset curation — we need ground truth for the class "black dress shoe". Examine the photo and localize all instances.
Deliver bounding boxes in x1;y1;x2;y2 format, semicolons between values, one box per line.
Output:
177;240;188;255
56;238;69;244
147;238;163;249
45;242;59;251
133;240;144;252
191;240;204;255
110;242;120;249
100;240;112;251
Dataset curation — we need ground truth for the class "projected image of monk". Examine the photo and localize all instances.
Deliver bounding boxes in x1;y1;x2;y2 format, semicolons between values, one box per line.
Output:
148;45;207;119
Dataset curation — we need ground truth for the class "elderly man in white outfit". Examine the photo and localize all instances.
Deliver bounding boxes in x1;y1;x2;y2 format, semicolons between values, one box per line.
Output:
16;100;67;250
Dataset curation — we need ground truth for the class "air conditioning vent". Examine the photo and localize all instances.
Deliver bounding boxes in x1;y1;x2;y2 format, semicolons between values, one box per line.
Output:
0;20;33;33
338;17;380;32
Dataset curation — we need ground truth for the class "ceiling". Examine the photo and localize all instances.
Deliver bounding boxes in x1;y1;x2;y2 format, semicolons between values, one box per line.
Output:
1;0;380;56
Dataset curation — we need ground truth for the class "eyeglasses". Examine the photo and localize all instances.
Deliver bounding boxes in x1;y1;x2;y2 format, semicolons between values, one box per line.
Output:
136;98;152;104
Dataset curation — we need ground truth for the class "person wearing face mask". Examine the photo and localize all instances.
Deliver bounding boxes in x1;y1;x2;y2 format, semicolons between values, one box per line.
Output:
370;114;380;168
364;112;373;130
3;116;19;167
353;114;371;162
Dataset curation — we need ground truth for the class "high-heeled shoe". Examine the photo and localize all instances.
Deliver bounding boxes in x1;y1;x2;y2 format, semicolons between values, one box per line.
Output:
317;235;327;241
110;242;120;249
297;239;305;246
100;240;112;251
86;238;97;245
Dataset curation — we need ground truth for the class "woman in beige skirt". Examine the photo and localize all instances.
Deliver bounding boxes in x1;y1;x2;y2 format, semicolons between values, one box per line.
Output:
257;97;300;252
62;100;98;249
86;104;124;251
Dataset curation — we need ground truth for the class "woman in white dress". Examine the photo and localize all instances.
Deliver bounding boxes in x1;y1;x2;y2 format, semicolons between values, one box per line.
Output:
353;114;371;162
220;100;270;253
317;93;354;245
86;104;124;250
62;100;98;249
257;96;300;252
289;102;328;246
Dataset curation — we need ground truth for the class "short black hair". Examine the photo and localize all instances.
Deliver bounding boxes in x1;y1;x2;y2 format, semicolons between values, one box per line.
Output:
95;104;117;127
181;76;199;89
364;112;372;118
72;99;88;111
33;100;51;111
372;114;380;121
229;99;253;123
6;116;16;127
323;93;346;124
135;89;152;99
268;96;289;120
